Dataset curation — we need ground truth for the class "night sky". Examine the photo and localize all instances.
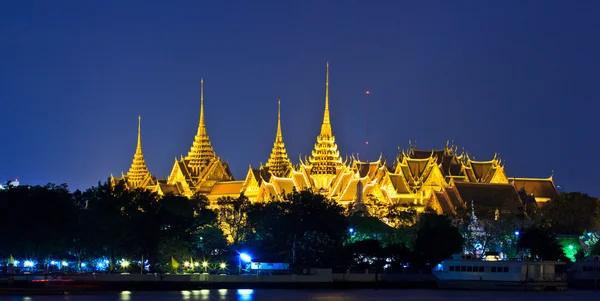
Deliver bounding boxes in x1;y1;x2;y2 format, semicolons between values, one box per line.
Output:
1;1;599;196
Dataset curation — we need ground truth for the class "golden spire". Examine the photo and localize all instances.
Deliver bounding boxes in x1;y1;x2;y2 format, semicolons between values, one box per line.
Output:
276;99;282;141
186;79;216;173
320;62;332;136
308;62;343;175
198;78;206;136
266;99;292;177
136;115;142;154
126;115;152;188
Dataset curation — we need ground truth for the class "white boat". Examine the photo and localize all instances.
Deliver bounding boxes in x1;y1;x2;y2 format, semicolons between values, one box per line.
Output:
433;254;567;291
567;255;600;289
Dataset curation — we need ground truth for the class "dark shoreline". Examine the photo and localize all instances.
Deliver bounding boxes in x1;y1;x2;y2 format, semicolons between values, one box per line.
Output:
1;280;436;295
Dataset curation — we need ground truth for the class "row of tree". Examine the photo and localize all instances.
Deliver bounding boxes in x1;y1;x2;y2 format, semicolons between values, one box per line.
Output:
1;181;599;272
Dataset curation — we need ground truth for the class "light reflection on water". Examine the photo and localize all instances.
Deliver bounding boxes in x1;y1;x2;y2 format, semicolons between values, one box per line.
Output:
2;290;598;301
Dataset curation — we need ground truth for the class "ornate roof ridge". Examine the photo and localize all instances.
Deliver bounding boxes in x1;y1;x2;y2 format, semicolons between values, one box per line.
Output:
508;176;554;181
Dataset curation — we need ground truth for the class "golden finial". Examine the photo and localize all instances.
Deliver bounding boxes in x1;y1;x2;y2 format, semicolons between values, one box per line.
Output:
136;115;142;154
276;99;282;141
198;78;206;136
319;62;332;136
325;62;329;121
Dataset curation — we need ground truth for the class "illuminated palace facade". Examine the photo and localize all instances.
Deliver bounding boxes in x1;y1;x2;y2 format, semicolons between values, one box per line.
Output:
111;63;558;216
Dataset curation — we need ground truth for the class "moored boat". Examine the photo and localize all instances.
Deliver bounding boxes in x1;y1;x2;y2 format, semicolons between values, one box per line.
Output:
433;254;567;291
567;255;600;289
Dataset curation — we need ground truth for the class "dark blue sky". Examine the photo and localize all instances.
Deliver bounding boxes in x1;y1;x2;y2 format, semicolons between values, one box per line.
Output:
1;1;599;195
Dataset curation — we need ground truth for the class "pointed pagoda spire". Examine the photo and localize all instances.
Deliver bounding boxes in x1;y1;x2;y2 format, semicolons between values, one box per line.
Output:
276;99;283;142
320;62;332;136
136;115;142;154
266;99;292;177
185;78;216;174
126;115;152;188
198;78;206;136
308;62;343;175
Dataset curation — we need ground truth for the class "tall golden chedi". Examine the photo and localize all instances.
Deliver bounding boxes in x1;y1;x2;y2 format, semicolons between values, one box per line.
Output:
265;100;293;177
305;62;344;189
163;79;233;197
110;116;157;189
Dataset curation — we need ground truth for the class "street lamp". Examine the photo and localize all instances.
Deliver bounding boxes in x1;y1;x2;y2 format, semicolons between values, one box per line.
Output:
202;261;208;272
239;253;252;275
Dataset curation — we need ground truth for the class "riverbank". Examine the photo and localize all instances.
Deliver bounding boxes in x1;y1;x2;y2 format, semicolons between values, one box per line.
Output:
0;273;437;294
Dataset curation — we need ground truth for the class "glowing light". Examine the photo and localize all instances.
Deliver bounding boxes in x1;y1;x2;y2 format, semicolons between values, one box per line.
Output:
237;289;254;300
50;261;58;266
348;228;354;234
97;262;105;269
365;90;370;95
120;291;131;301
202;261;208;268
61;261;68;267
24;260;34;267
514;231;520;236
184;261;190;267
120;260;130;268
13;260;20;266
220;262;226;269
569;245;574;250
218;289;227;295
194;262;200;267
240;253;252;263
81;263;86;267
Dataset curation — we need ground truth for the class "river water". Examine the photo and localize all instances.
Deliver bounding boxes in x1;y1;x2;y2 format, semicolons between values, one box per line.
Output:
0;289;597;301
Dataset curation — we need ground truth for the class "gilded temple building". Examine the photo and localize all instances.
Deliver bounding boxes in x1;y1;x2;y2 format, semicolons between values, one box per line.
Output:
111;63;559;219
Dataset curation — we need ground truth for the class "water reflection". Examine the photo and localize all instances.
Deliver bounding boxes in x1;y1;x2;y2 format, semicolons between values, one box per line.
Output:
5;289;597;301
237;289;254;301
120;290;131;301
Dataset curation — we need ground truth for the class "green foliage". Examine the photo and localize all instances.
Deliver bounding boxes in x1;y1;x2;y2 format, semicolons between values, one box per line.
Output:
244;190;348;268
345;239;384;269
591;241;600;255
518;225;566;261
575;249;586;262
193;225;228;256
557;236;582;262
413;212;463;267
542;192;600;234
8;179;595;273
0;183;78;261
216;194;252;246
